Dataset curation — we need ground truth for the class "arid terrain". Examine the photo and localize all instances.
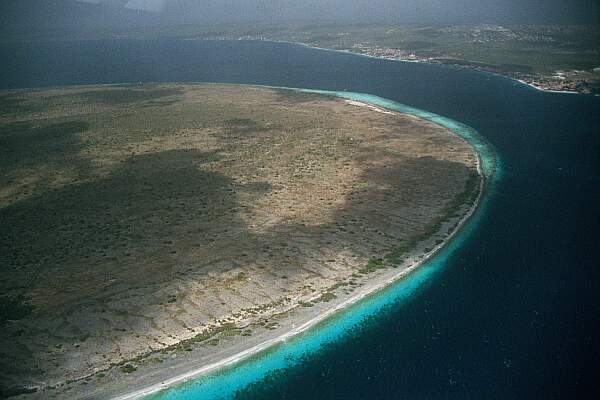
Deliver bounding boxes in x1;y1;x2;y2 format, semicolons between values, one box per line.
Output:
0;83;479;398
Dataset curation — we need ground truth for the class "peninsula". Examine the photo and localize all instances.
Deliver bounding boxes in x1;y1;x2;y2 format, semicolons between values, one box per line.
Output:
0;83;480;399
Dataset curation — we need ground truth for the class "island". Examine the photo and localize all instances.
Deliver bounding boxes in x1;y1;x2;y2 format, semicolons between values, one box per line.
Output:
0;83;481;398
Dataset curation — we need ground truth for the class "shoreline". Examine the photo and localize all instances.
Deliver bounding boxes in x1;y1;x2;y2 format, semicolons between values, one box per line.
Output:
234;38;587;95
290;40;585;95
109;91;488;400
293;41;582;95
512;78;580;94
1;37;587;96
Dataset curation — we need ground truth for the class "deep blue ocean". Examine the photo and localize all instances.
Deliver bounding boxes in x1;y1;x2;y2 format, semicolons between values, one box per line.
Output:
1;39;599;399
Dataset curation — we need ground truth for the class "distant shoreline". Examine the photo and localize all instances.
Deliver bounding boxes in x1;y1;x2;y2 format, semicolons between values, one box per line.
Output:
111;89;488;400
0;35;591;95
221;38;587;95
286;40;585;95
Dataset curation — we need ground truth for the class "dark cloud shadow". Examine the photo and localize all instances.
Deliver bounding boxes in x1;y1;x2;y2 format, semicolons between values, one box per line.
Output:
0;119;92;183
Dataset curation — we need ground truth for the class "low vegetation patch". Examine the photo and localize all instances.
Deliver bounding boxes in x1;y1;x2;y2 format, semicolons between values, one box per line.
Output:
119;364;137;374
358;258;388;275
315;292;337;303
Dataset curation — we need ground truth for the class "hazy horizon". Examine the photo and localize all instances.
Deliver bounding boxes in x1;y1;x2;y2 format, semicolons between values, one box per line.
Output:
1;0;599;38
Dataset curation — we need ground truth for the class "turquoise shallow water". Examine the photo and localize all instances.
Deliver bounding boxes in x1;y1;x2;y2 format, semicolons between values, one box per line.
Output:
146;88;499;400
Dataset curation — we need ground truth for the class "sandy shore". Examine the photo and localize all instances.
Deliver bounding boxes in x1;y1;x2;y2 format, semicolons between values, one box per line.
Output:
104;105;486;400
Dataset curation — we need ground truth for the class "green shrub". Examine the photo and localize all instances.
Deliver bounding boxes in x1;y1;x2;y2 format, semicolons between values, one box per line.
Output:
358;258;387;274
120;364;137;373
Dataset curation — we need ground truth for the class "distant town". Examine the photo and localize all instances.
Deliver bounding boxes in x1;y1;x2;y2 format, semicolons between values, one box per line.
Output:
346;43;599;94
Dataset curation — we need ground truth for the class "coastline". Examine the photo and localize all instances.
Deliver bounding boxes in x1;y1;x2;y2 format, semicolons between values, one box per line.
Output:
512;78;580;94
115;183;483;400
238;38;587;95
105;89;491;400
